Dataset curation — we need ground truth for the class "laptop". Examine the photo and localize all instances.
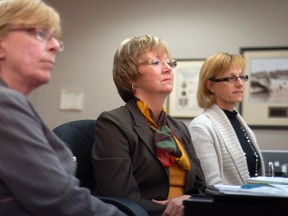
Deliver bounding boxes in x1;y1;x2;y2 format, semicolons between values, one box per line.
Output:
261;150;288;177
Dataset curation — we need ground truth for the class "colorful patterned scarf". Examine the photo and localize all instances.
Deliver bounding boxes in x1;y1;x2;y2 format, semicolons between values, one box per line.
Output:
137;100;191;170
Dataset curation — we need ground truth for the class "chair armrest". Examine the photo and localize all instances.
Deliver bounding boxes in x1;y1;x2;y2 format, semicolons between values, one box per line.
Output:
97;196;149;216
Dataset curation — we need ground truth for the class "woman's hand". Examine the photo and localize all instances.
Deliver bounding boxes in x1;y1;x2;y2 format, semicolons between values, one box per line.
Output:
152;195;190;216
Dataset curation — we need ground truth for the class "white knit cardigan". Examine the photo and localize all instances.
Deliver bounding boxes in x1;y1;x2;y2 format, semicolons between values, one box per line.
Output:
189;104;265;185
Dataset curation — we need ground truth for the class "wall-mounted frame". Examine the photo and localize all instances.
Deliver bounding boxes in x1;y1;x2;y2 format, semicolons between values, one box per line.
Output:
240;47;288;129
168;59;204;118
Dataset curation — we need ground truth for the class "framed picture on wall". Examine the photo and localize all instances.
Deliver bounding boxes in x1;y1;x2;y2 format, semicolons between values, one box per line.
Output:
168;59;204;118
240;47;288;129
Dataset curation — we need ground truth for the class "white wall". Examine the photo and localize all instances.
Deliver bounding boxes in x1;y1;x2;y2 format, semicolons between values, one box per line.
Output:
31;0;288;150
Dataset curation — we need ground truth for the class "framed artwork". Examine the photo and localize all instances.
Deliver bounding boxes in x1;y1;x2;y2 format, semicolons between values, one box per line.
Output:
240;47;288;129
168;59;204;118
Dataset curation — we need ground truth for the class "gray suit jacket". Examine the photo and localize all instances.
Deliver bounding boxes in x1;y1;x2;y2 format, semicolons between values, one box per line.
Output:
0;80;125;216
92;98;206;216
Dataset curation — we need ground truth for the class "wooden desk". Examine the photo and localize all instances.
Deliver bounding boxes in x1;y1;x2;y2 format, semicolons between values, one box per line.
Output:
184;194;288;216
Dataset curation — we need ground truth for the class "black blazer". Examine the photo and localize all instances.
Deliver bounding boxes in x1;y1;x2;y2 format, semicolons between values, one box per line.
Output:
92;98;205;216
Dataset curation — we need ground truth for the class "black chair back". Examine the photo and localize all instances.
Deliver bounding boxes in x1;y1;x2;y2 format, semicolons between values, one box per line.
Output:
53;119;96;191
53;119;149;216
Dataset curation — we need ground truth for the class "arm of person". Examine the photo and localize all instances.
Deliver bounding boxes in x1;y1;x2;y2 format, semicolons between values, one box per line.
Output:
181;121;206;191
0;91;125;216
189;118;223;186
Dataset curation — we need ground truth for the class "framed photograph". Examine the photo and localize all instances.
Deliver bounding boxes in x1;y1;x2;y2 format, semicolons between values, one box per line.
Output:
168;59;204;118
240;47;288;129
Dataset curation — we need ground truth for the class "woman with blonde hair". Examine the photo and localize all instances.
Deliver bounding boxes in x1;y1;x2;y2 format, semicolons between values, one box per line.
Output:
92;35;205;216
189;52;265;186
0;0;125;215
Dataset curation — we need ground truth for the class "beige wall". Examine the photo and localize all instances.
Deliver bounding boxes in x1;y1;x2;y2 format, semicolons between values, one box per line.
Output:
31;0;288;150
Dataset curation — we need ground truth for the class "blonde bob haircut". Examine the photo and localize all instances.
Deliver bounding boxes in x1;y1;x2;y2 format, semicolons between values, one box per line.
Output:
197;52;245;109
113;35;172;102
0;0;62;38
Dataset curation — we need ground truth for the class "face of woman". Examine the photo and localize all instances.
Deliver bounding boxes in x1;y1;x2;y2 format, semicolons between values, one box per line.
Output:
207;67;246;111
135;51;174;99
0;27;62;94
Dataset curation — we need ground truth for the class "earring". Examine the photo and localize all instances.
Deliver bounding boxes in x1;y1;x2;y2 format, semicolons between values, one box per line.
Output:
131;84;136;92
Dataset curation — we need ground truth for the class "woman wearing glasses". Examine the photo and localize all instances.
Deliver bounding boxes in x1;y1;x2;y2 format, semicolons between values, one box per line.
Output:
92;35;205;216
0;0;125;215
189;52;265;186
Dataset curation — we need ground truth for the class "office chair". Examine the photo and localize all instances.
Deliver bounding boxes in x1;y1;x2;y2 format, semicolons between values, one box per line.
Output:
53;119;148;216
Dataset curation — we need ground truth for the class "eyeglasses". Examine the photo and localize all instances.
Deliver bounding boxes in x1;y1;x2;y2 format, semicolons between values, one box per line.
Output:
9;28;64;52
210;74;249;83
138;59;177;68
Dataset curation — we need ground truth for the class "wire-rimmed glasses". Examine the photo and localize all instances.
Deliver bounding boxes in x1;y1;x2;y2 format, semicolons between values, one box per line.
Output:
138;59;177;68
9;27;64;52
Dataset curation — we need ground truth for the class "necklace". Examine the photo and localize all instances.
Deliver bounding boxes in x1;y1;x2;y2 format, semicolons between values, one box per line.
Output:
240;126;259;177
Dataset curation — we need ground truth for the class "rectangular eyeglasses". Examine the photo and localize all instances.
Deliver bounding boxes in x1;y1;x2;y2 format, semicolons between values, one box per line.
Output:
210;74;249;84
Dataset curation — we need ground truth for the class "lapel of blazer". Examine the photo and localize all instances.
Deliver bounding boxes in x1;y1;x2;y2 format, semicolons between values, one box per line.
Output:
205;104;249;182
126;100;158;156
126;100;170;176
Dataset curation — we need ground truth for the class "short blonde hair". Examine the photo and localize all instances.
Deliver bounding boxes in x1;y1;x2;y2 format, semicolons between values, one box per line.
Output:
113;35;172;102
0;0;61;38
197;52;245;108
